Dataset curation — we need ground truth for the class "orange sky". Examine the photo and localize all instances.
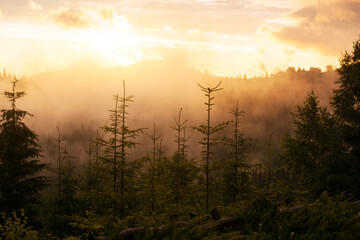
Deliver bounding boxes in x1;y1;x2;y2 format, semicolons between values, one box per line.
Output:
0;0;359;77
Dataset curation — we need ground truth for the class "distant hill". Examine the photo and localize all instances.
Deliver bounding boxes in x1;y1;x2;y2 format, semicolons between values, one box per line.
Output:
0;61;339;164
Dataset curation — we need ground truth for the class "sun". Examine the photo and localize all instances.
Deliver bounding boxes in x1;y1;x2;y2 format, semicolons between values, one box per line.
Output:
61;12;144;67
87;27;140;66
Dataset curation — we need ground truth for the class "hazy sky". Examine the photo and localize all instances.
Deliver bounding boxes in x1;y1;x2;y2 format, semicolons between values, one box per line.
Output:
0;0;359;77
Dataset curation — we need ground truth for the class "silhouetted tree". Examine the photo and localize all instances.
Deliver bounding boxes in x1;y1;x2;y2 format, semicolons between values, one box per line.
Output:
146;122;161;214
83;136;94;189
81;131;102;190
0;78;47;213
76;131;108;218
39;126;79;236
193;82;227;211
283;92;350;196
54;127;65;220
170;108;187;213
267;131;274;193
99;80;144;219
222;100;250;204
331;36;360;196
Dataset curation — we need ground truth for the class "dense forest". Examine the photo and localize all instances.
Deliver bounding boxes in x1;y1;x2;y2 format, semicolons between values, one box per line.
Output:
0;37;360;240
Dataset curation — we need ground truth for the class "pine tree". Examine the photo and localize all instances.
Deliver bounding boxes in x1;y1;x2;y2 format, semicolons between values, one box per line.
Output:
283;92;350;196
82;132;101;190
140;128;174;215
83;135;94;189
193;82;227;211
99;80;144;219
146;122;161;214
332;37;360;153
267;131;274;194
331;37;360;196
0;78;47;213
170;108;188;213
222;100;250;204
40;126;79;236
77;131;108;218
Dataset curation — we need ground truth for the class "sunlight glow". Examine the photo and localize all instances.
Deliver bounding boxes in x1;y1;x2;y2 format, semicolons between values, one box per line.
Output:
86;28;138;66
0;0;352;77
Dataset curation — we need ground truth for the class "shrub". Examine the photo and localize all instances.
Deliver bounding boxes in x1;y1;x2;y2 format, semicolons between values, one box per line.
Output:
0;209;38;240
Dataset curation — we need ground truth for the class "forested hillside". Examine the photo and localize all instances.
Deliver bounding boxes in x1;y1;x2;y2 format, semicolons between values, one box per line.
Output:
1;60;338;163
0;38;359;240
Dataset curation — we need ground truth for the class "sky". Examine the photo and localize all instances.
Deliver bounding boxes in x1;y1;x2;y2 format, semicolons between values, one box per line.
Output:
0;0;359;77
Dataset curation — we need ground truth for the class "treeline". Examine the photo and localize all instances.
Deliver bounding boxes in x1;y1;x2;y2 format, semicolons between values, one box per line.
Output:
1;38;360;239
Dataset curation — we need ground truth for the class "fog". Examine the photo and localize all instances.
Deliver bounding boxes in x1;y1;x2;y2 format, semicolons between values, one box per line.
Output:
0;61;338;167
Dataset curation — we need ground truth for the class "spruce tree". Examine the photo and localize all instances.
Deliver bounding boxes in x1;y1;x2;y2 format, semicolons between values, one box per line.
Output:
283;92;350;196
99;80;144;219
0;78;47;213
46;126;78;236
170;108;188;213
193;82;227;211
332;37;360;156
331;37;360;196
222;100;250;203
146;122;161;214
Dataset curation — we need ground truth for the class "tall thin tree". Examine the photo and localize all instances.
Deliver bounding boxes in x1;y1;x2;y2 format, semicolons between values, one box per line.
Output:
146;122;161;214
193;82;227;211
171;108;188;213
100;80;144;219
222;100;250;203
268;131;274;192
53;126;66;227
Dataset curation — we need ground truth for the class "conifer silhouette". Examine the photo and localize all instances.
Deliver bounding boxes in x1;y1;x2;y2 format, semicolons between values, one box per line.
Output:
99;80;144;219
0;78;47;213
193;82;227;212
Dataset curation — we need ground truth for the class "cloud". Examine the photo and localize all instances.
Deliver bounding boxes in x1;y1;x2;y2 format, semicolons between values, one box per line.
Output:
50;6;123;29
291;6;316;21
283;47;295;57
122;0;286;36
99;8;113;20
52;7;89;29
272;0;360;55
245;0;296;10
195;0;230;6
258;47;266;55
28;0;43;10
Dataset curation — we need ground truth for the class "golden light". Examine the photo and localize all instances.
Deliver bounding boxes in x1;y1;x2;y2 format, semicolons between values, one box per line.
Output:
73;13;143;66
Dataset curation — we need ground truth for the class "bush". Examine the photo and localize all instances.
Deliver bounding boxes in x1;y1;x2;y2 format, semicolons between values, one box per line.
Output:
278;193;360;240
0;209;38;240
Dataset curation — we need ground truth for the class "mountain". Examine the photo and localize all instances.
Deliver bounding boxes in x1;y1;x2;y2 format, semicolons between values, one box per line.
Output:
1;61;338;164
